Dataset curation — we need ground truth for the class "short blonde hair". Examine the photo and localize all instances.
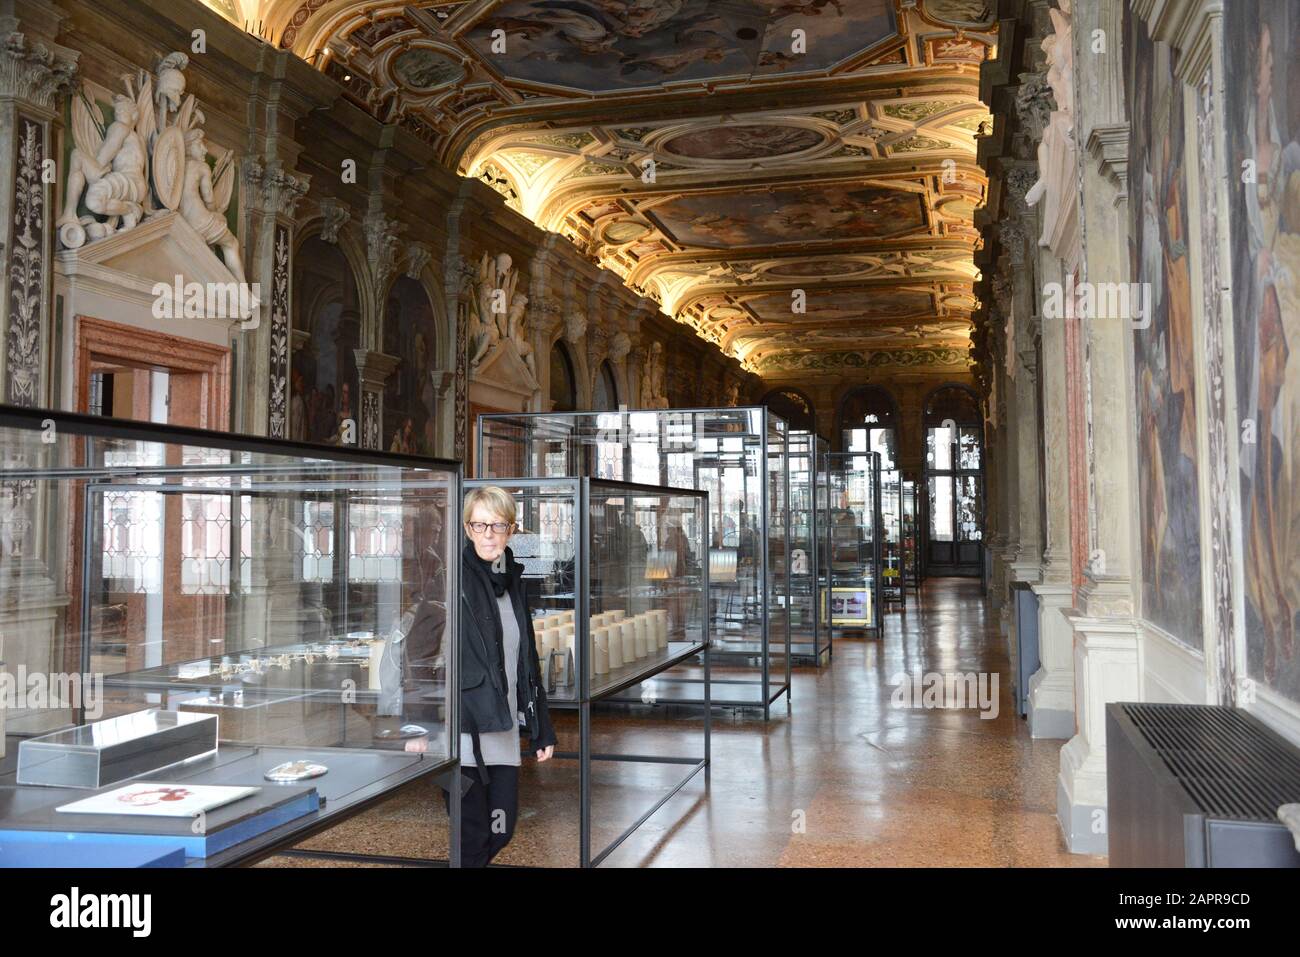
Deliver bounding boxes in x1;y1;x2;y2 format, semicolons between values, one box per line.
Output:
463;485;517;526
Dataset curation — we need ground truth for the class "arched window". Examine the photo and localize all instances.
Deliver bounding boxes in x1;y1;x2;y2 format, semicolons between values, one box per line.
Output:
923;385;984;576
592;360;619;411
292;235;360;445
762;389;815;432
549;342;577;412
837;385;898;467
383;276;439;455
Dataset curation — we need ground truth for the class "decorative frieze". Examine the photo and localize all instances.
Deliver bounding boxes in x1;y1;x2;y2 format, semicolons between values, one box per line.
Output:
6;116;45;407
267;224;290;438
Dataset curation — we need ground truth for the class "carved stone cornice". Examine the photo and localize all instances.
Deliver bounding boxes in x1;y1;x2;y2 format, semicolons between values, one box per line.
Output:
353;349;401;389
0;24;77;110
1086;123;1130;199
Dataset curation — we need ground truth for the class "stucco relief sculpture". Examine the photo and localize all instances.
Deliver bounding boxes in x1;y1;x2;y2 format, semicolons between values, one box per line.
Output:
1023;0;1076;250
468;252;531;375
56;51;245;284
640;340;668;409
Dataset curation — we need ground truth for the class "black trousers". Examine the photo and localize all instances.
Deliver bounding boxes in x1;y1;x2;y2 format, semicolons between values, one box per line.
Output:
446;764;520;867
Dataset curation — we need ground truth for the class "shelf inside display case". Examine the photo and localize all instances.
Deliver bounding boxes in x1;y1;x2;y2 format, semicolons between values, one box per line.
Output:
466;477;709;707
0;404;462;866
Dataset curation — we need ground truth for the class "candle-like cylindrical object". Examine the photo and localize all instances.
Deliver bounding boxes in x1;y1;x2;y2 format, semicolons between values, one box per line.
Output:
620;620;637;663
632;615;648;658
652;609;669;648
604;625;622;669
607;609;625;622
368;639;386;691
592;626;609;675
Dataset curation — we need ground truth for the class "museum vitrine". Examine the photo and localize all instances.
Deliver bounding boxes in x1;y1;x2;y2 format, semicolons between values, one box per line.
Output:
901;478;922;596
880;469;905;610
823;451;882;635
788;430;828;662
477;408;791;718
0;405;462;866
464;476;710;867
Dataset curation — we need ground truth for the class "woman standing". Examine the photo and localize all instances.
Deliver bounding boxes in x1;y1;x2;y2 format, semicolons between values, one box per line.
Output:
453;486;556;867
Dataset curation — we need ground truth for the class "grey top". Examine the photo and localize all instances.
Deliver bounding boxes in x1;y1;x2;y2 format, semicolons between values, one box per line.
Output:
460;593;522;768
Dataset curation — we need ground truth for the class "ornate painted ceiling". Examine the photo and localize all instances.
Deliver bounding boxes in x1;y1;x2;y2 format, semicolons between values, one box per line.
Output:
249;0;995;375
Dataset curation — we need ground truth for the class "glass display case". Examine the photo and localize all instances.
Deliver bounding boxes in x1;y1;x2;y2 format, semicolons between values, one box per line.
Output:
788;430;828;662
477;408;791;718
0;405;461;867
465;477;709;867
880;469;905;610
901;478;922;596
822;451;882;636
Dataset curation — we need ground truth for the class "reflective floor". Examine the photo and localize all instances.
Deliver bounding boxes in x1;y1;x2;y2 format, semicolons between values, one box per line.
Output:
260;579;1105;867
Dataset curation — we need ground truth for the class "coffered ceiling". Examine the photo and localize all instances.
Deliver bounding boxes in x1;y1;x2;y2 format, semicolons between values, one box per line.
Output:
259;0;996;374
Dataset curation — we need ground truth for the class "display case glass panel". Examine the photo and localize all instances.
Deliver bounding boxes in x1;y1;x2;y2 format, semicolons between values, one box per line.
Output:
477;408;791;714
465;478;708;703
0;406;461;865
901;478;922;592
880;469;904;608
823;451;882;633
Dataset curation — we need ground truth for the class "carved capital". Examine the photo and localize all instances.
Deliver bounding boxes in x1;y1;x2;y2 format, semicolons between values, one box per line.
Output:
0;26;78;109
364;209;404;290
1014;71;1053;141
245;159;311;219
608;330;631;363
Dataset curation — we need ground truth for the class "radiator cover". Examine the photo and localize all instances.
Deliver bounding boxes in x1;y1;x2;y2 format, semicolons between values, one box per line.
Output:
1106;702;1300;867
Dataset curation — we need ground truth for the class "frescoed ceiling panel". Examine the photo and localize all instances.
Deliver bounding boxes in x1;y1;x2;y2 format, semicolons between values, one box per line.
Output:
257;0;997;375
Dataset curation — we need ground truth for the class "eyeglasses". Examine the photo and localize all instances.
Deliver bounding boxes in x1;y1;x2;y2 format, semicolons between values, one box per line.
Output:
466;521;514;535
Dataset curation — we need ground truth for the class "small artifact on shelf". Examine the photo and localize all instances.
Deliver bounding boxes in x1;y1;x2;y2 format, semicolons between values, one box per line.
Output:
605;624;623;669
632;615;649;658
373;723;428;740
619;620;637;662
592;626;610;675
264;760;329;783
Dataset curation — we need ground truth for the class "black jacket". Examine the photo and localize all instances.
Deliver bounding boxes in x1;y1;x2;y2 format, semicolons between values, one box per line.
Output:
460;542;557;780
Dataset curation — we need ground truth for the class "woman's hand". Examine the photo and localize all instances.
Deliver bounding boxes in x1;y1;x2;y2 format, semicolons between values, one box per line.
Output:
536;745;554;762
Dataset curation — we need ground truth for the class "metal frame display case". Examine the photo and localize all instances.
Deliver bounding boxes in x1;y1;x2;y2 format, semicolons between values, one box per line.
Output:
879;469;905;611
822;451;883;637
477;407;791;718
788;430;828;663
465;477;709;867
901;478;922;597
0;405;462;867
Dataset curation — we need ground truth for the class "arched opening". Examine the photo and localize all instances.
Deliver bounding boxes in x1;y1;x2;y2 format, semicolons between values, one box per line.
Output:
292;235;360;445
761;388;816;432
549;341;577;412
383;276;440;455
836;385;898;466
592;360;619;411
922;385;984;577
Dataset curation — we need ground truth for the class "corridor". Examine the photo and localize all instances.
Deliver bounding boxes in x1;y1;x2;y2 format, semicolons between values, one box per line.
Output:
269;580;1103;868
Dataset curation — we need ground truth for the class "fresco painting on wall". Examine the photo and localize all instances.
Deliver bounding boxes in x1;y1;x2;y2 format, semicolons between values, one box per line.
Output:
383;277;440;456
1226;0;1300;697
291;236;361;446
1125;7;1203;648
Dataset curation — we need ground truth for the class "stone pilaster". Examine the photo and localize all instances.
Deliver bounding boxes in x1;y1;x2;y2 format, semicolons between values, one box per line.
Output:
354;350;401;451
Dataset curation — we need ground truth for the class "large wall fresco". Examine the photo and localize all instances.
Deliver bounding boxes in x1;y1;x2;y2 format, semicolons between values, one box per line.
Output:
291;236;361;446
383;276;441;455
1125;7;1203;648
1226;0;1300;700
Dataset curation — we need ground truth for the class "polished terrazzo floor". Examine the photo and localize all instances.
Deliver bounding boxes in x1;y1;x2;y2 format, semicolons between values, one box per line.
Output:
259;579;1106;867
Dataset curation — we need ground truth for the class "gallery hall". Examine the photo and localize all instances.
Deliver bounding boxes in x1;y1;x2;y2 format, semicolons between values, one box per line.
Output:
0;0;1298;888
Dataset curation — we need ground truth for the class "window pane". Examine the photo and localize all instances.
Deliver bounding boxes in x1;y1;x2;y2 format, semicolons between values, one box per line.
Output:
959;426;982;470
927;427;954;470
928;476;953;542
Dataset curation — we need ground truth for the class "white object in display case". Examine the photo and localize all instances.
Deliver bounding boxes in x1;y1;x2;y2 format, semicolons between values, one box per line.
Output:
56;782;260;818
